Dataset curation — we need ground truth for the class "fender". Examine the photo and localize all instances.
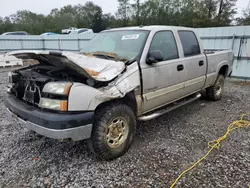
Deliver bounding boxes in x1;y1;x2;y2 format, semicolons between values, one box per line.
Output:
68;63;141;111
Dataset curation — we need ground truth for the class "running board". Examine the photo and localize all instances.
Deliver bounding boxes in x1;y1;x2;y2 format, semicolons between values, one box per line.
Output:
138;93;201;121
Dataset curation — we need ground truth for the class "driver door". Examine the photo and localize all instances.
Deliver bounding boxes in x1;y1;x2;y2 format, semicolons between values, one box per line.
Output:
141;31;185;113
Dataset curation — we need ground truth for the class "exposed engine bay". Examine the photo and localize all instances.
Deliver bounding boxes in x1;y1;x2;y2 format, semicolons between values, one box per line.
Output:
6;50;128;111
8;64;107;106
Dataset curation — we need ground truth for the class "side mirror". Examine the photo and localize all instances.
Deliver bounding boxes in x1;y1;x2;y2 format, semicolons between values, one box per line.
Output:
147;50;164;65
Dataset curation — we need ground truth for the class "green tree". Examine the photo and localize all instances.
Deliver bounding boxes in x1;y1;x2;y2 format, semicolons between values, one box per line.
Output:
83;2;104;32
0;17;4;34
117;0;132;26
1;17;15;33
0;0;240;35
215;0;237;26
12;11;47;34
139;0;183;26
236;8;250;25
102;13;116;29
135;0;141;25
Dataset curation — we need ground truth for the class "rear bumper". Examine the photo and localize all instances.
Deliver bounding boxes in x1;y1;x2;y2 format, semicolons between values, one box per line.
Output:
4;94;94;141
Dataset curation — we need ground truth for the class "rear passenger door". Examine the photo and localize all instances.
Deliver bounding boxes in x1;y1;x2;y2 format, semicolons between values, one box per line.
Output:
178;31;206;96
141;31;185;113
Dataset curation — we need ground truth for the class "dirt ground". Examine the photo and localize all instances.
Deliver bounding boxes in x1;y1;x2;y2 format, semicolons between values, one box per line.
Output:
0;70;249;188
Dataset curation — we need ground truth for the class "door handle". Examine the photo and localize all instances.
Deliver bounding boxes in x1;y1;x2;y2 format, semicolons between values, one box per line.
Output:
199;61;204;66
177;64;184;71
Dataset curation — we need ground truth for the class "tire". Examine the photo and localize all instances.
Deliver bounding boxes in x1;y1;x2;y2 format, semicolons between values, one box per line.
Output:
206;74;225;101
88;103;136;160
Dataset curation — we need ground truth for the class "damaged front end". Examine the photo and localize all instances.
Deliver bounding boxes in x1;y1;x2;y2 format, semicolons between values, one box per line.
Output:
6;50;141;112
4;50;141;141
7;64;107;112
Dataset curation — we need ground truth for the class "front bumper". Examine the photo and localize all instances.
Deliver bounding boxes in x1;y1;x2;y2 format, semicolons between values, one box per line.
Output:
4;94;94;141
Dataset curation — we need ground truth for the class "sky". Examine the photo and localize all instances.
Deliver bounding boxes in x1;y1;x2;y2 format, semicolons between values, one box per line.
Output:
0;0;248;17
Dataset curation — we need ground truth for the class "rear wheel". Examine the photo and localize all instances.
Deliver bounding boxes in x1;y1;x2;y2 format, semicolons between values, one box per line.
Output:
206;74;225;101
88;103;136;160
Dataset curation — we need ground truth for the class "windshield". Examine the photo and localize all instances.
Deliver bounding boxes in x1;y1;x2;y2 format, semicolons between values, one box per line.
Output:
81;30;149;61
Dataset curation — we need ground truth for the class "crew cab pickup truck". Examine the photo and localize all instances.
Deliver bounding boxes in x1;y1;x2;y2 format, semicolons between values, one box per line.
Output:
4;26;233;160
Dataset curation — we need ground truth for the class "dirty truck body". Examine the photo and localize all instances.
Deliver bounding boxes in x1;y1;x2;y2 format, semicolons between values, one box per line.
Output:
4;26;233;160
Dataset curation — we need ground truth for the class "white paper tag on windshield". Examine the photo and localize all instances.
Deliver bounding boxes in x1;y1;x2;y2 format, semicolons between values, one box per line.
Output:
121;34;140;40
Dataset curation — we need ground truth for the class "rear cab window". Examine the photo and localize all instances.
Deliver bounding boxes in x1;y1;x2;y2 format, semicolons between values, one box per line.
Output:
178;31;200;57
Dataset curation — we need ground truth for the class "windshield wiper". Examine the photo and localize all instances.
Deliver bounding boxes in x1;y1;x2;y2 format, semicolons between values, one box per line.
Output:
125;58;137;65
82;51;128;62
93;52;115;60
82;51;116;60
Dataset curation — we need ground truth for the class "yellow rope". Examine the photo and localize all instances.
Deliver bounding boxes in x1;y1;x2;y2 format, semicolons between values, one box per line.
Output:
170;113;250;188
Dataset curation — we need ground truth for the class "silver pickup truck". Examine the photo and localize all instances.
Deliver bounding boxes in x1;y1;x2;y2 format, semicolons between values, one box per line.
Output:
5;26;233;160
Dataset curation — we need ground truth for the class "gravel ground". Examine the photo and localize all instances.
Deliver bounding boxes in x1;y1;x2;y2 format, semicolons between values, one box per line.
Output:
0;70;249;188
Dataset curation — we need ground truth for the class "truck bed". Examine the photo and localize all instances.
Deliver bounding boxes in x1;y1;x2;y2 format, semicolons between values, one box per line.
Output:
205;49;234;77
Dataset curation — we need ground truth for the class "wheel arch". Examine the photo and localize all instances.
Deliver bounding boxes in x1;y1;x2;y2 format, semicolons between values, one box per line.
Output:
94;90;140;117
218;65;229;77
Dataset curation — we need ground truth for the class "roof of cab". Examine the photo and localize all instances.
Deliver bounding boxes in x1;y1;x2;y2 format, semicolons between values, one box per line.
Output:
103;25;194;32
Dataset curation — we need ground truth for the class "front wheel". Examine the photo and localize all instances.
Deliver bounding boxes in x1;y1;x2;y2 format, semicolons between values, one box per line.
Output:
206;74;225;101
88;103;136;160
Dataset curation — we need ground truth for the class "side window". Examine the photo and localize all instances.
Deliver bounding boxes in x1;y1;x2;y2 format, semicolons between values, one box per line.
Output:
149;31;179;61
78;29;88;34
178;31;200;57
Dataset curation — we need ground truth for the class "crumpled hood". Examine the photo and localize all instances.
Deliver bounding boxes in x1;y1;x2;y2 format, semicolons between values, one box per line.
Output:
8;50;126;82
